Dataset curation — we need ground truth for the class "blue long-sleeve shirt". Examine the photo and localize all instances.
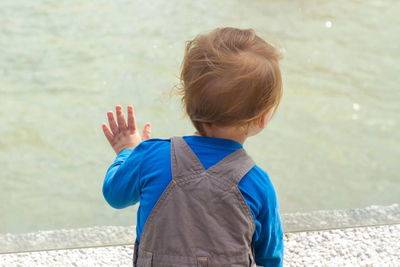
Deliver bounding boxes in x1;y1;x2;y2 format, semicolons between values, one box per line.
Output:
103;135;283;266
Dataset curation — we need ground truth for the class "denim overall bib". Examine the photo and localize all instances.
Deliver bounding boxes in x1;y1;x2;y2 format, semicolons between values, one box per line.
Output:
133;136;257;266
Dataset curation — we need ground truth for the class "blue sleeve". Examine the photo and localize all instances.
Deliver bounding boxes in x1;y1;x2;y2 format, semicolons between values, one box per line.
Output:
102;144;145;209
254;188;284;266
254;208;284;266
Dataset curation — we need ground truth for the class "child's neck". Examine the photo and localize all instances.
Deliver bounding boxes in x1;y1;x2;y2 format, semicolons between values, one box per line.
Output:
198;124;249;145
195;111;268;145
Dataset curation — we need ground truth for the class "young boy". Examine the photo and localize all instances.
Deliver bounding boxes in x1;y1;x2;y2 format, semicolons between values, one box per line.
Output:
102;27;283;266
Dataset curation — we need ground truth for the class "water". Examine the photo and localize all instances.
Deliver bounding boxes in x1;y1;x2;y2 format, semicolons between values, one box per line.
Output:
0;0;399;235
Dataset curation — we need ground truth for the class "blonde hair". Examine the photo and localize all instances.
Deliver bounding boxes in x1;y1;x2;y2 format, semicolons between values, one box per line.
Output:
177;27;282;136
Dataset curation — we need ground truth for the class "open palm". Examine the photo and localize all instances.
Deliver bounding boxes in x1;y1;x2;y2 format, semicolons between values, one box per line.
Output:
102;105;151;154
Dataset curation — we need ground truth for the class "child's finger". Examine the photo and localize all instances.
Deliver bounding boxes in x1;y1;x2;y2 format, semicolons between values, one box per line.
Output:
116;105;128;131
102;123;114;145
107;111;119;135
142;123;151;141
127;105;137;134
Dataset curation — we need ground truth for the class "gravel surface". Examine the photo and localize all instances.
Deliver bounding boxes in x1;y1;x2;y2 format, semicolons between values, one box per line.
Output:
284;224;400;267
1;224;399;267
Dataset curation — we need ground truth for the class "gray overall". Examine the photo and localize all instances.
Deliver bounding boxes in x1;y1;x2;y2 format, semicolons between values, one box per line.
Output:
133;136;258;267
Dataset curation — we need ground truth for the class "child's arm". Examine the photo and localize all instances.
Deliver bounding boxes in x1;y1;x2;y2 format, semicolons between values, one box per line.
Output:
102;105;151;155
254;207;284;267
102;143;147;209
251;177;284;267
102;105;151;208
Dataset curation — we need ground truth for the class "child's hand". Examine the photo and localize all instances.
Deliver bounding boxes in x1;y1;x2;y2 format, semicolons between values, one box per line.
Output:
102;105;151;155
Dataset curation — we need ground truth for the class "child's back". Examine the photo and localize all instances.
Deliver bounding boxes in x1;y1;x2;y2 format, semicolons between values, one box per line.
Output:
102;27;284;266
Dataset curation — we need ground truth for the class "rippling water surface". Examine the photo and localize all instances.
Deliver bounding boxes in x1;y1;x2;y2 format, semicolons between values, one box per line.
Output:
0;0;399;234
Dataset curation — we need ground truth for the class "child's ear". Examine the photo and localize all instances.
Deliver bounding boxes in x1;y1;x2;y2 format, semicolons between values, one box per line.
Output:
258;114;266;129
259;109;273;129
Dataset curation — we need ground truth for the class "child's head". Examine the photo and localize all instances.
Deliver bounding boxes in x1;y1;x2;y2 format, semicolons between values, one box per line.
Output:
178;27;282;136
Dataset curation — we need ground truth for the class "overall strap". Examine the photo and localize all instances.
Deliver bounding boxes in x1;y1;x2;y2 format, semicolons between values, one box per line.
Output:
170;136;205;181
206;147;255;187
171;136;255;186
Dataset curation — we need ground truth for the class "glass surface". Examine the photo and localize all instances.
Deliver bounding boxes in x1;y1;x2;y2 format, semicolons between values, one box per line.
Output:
1;204;399;254
1;0;399;252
